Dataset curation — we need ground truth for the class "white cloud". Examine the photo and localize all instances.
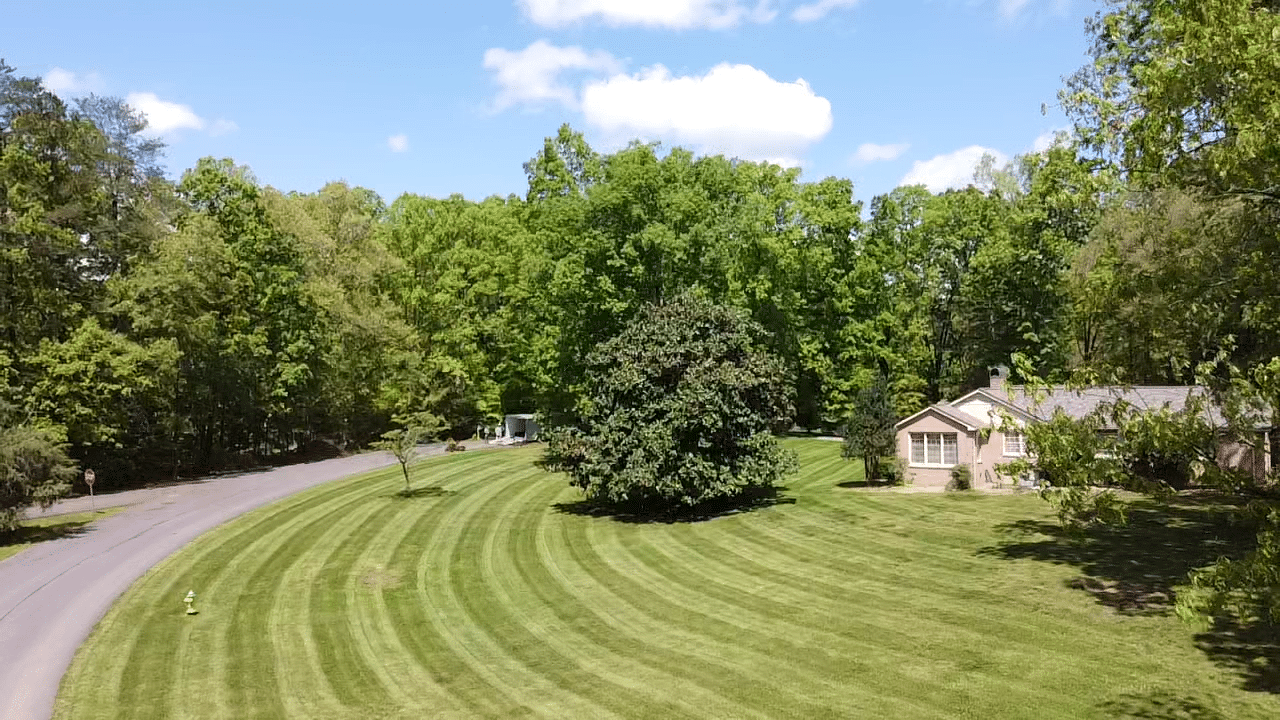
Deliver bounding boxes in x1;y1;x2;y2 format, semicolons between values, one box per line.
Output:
998;0;1030;17
124;92;236;137
483;40;621;111
900;145;1008;192
791;0;861;23
125;92;205;134
43;67;104;96
581;63;832;166
518;0;775;29
997;0;1072;19
851;142;909;164
388;134;410;152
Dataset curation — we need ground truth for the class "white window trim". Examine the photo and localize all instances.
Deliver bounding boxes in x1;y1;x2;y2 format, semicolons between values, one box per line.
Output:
909;432;959;467
1003;429;1026;457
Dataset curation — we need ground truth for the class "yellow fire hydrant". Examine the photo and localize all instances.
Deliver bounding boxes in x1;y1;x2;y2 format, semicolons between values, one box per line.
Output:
184;590;198;615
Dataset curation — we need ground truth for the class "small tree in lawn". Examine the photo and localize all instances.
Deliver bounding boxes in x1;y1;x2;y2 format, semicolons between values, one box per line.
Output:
544;294;797;513
841;379;896;482
375;412;443;493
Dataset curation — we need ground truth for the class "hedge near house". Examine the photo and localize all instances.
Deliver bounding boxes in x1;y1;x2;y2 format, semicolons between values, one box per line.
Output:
545;295;797;512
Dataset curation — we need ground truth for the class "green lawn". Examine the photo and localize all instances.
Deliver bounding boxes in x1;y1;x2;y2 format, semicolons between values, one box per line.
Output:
55;440;1280;719
0;507;125;564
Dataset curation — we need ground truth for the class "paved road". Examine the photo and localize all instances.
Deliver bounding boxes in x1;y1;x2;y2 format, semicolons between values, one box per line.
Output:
0;449;414;720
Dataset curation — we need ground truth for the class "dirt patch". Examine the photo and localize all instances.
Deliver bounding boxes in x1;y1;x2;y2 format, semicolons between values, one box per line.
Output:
360;565;403;590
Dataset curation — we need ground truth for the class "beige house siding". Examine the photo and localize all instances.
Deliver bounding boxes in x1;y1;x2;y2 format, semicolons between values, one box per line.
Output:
978;426;1032;487
1217;431;1273;480
896;410;980;488
953;398;993;424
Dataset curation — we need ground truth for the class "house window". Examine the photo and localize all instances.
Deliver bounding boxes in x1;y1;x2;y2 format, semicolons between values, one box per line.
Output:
1003;430;1025;457
910;432;958;466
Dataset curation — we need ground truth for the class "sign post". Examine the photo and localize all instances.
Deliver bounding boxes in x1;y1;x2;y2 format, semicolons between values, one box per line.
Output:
84;469;96;511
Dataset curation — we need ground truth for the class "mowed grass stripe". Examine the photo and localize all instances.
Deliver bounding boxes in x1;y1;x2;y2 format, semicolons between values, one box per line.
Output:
527;498;764;718
96;470;388;720
599;518;946;719
272;495;388;718
722;498;1132;667
405;453;557;716
563;516;854;718
58;470;395;720
468;466;640;717
659;509;1100;715
57;441;1280;719
379;451;531;718
343;489;462;714
549;517;778;719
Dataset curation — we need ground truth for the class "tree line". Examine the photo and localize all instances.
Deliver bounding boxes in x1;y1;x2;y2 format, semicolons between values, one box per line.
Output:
0;65;1115;498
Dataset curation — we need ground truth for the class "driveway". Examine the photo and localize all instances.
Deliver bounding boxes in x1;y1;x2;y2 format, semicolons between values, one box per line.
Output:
0;448;417;720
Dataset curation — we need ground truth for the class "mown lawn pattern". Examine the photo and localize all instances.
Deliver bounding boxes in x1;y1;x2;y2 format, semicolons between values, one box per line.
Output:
55;441;1280;719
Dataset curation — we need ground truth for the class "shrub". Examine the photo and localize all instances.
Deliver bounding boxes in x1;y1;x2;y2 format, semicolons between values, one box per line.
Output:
880;456;907;487
948;464;972;491
445;439;466;452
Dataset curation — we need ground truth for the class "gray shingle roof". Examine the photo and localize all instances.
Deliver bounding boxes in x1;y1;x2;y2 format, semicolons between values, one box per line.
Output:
997;385;1226;428
933;403;985;429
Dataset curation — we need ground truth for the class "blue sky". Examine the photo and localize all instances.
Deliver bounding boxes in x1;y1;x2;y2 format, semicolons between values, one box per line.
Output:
7;0;1092;206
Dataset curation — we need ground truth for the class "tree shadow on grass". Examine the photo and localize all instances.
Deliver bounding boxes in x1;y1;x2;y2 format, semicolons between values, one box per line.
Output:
553;485;795;524
1194;617;1280;694
979;495;1254;616
979;494;1280;693
836;479;898;489
1098;689;1229;719
390;485;455;500
1;517;97;549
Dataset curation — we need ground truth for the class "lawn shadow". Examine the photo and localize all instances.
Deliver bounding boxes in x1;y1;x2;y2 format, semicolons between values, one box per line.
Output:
979;493;1280;694
390;485;455;500
978;495;1254;617
1098;689;1228;719
1194;617;1280;694
553;485;795;524
837;479;899;489
1;516;97;549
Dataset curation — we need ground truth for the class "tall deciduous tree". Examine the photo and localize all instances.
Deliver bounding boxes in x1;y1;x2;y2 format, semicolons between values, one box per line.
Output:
1062;0;1280;202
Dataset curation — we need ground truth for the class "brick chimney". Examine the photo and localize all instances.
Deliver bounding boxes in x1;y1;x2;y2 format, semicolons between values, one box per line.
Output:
989;365;1008;392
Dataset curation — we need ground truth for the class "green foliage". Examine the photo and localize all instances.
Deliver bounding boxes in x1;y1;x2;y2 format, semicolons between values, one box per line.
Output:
840;379;896;481
545;295;797;511
948;464;972;491
26;319;179;448
1063;0;1280;201
0;402;76;532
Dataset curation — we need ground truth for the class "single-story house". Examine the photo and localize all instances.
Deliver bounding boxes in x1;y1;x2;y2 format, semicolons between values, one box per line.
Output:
894;367;1276;488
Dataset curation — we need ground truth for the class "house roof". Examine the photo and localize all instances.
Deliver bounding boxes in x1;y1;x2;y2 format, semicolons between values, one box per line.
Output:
1014;386;1218;423
894;403;983;431
965;385;1235;429
903;384;1272;433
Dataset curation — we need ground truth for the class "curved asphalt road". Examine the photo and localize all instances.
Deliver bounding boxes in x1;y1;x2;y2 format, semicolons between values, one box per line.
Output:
0;449;417;720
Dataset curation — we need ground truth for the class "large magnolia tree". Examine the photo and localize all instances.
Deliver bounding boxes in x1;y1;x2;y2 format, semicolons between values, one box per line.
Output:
545;295;797;512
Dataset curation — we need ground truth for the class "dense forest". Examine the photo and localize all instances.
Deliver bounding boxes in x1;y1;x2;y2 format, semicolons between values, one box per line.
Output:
3;0;1279;490
2;0;1279;620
